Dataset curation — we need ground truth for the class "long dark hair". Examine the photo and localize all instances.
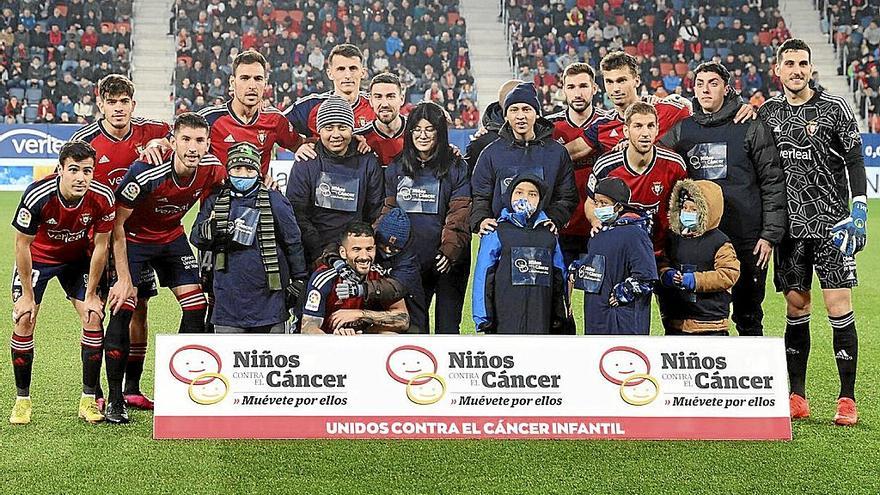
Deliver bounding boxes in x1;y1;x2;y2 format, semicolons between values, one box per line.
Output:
399;101;454;179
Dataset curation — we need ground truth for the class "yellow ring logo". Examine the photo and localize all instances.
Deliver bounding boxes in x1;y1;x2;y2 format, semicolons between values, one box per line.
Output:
619;373;660;406
188;372;230;405
405;372;447;405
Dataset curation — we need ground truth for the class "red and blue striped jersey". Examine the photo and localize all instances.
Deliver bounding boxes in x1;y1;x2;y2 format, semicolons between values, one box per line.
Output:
12;174;116;264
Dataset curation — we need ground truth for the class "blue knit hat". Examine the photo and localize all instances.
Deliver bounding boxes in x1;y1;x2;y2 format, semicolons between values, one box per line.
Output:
503;82;541;114
375;208;411;250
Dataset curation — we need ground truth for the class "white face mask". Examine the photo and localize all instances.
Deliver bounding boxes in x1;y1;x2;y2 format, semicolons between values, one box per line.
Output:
594;205;617;224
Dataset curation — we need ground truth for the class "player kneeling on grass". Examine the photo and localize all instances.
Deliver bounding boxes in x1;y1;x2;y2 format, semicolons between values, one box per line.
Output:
191;142;308;333
472;174;569;334
573;177;657;335
301;222;410;334
657;179;740;335
10;141;115;425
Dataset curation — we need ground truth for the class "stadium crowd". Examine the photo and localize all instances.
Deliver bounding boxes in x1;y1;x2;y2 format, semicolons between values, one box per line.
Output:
0;0;132;124
171;0;480;129
825;1;880;130
504;0;792;114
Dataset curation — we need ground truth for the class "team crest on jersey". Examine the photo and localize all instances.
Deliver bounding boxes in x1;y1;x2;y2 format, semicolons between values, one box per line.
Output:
80;213;92;225
136;145;145;154
358;116;367;127
122;182;141;201
651;182;663;195
257;131;267;144
805;121;818;137
16;208;31;228
305;290;321;312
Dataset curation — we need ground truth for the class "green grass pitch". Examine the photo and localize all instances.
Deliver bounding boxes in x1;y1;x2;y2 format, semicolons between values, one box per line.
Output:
0;191;878;493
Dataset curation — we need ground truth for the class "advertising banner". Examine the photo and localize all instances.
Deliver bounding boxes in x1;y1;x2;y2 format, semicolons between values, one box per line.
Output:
154;335;791;441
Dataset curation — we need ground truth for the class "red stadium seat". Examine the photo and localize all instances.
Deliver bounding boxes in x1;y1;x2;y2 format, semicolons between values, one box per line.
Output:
674;63;689;76
447;11;460;26
660;62;674;75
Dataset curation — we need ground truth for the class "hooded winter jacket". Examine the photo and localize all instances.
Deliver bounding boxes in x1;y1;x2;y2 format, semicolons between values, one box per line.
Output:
472;174;568;334
662;90;786;248
469;118;578;233
657;179;741;334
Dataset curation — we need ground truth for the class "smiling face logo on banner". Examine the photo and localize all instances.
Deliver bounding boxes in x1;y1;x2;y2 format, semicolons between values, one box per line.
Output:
169;345;230;406
386;345;446;405
599;346;659;406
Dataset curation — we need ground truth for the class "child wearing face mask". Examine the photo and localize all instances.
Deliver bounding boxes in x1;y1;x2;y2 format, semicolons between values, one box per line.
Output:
657;179;740;335
575;177;657;335
472;174;570;334
191;142;309;333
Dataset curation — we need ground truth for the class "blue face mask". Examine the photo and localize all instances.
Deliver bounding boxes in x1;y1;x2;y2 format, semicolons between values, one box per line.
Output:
594;205;617;224
680;210;699;230
510;198;536;225
230;176;258;192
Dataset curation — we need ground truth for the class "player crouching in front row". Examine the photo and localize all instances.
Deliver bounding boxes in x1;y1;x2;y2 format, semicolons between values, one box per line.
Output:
10;141;115;425
191;142;309;333
102;113;225;424
300;222;410;334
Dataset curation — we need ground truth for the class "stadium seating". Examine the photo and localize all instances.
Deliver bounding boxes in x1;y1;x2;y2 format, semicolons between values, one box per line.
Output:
171;0;479;129
503;0;789;115
0;1;133;124
829;1;880;130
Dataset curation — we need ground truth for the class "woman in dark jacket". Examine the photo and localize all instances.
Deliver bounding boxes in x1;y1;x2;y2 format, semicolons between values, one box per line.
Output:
382;101;472;334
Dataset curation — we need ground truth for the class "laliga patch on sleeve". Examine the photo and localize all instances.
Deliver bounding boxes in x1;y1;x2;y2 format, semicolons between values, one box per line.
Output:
587;174;597;194
121;182;141;202
101;211;116;222
305;289;321;312
16;208;32;228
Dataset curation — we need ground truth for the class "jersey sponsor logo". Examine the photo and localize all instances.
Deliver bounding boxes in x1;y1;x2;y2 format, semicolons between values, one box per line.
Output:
835;349;853;361
224;134;235;143
99;155;110;164
46;228;87;243
609;129;619;138
155;204;188;215
779;148;813;160
121;182;140;201
46;217;57;225
305;289;321;312
80;213;92;225
16;208;31;228
108;168;128;186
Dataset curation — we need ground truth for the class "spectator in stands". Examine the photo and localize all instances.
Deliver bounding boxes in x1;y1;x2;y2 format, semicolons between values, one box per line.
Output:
4;95;23;124
37;98;56;123
74;94;95;123
56;94;75;119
